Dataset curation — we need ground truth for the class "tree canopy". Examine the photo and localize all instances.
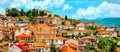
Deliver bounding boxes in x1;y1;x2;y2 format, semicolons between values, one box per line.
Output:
6;8;20;17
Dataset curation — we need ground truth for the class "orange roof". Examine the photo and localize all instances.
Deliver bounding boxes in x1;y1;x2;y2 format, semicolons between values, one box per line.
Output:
68;43;78;48
9;26;17;29
0;26;4;29
117;48;120;52
76;26;84;28
82;36;96;39
2;28;10;32
79;30;94;32
75;39;83;44
61;30;69;33
98;31;113;35
36;16;43;18
34;42;44;47
86;22;94;24
52;36;68;40
34;42;50;48
8;22;15;24
72;29;80;32
32;24;51;28
16;33;35;38
61;45;79;52
56;24;63;26
28;44;36;50
65;24;73;27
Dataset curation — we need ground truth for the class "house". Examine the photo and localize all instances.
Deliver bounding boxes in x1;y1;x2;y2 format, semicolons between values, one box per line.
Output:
16;33;35;42
75;26;85;30
106;26;118;32
2;27;11;39
5;16;18;22
71;20;81;24
35;16;46;24
66;36;97;52
52;36;68;47
41;10;52;16
64;24;74;29
60;39;80;52
85;22;94;26
98;31;117;37
35;16;52;24
15;16;29;26
60;44;80;52
79;30;94;36
71;29;80;36
65;39;79;46
0;26;4;40
56;24;65;32
7;22;16;27
8;44;22;52
8;42;36;52
97;25;105;32
60;30;71;37
32;24;57;44
76;22;85;27
82;36;98;48
51;17;62;24
15;27;32;36
34;42;50;52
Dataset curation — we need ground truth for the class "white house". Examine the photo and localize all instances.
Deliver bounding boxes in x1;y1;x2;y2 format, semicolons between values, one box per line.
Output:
98;31;117;37
52;36;67;47
76;22;85;27
8;44;22;52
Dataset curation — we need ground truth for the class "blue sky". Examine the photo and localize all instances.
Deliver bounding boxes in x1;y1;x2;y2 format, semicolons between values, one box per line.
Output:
0;0;120;20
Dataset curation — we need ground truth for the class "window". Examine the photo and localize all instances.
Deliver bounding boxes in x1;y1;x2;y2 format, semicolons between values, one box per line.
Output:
23;45;28;48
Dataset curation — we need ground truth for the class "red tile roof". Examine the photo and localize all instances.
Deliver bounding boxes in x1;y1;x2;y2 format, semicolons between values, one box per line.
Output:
86;22;94;24
17;42;36;50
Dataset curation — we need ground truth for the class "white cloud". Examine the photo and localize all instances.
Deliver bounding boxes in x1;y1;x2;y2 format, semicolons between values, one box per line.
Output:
63;4;72;11
72;1;120;20
0;0;8;5
0;8;5;14
10;0;65;9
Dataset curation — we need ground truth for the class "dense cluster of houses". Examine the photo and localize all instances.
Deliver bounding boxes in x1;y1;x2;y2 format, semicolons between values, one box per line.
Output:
0;11;119;52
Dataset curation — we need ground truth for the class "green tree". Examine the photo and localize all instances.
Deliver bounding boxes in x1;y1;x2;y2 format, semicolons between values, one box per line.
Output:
0;40;2;43
32;8;36;16
26;10;32;16
4;37;9;41
65;15;68;20
98;37;112;52
71;22;76;27
35;9;38;16
6;8;20;17
39;10;45;16
6;8;10;16
83;33;90;36
21;9;25;16
0;14;2;16
85;44;97;52
54;14;60;17
28;13;34;24
61;20;66;25
50;44;58;52
86;26;98;30
93;30;98;36
19;18;23;21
